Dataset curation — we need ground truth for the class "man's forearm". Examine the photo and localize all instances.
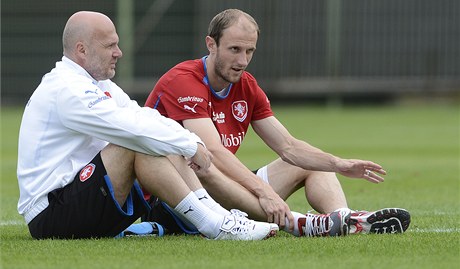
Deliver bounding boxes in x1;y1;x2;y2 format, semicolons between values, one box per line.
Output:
212;148;270;198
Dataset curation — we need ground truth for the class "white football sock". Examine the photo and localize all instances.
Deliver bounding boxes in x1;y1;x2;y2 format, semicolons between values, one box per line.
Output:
194;188;230;216
174;192;223;238
283;211;304;236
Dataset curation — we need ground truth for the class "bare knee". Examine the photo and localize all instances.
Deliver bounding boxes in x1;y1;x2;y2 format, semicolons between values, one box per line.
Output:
305;171;339;185
266;163;310;199
101;144;136;173
101;144;137;204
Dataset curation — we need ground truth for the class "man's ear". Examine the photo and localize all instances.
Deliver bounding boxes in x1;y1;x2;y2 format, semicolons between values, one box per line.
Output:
73;41;87;63
76;41;86;56
205;36;216;53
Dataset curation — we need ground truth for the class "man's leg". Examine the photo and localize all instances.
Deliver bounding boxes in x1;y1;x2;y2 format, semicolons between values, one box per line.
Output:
102;145;235;238
131;151;278;240
197;160;349;237
166;155;213;192
166;155;230;218
139;156;268;235
264;158;410;234
100;144;137;205
29;146;145;239
198;164;269;221
102;144;211;208
265;158;348;214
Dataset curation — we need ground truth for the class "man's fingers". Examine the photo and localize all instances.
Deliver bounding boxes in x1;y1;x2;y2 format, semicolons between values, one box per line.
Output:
273;213;279;228
287;211;295;232
278;213;286;229
267;213;274;224
364;169;385;183
365;162;387;175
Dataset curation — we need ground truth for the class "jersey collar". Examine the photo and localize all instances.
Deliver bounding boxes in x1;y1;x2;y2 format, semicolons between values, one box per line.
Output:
201;56;233;99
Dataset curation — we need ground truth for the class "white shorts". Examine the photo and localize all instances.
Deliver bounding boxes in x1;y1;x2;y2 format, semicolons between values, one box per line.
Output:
255;165;270;184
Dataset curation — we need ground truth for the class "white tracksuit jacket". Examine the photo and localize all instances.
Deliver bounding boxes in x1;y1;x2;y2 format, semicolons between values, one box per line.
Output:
17;56;203;224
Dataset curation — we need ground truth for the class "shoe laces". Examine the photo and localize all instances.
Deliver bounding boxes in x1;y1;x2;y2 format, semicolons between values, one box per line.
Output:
223;209;253;236
304;213;331;236
230;209;249;219
230;217;252;236
351;210;369;217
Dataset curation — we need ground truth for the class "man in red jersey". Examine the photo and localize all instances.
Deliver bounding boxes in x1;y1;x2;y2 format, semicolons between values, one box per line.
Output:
144;9;410;236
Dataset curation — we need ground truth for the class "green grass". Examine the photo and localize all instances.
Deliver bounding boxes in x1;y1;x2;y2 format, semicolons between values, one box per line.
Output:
1;104;459;269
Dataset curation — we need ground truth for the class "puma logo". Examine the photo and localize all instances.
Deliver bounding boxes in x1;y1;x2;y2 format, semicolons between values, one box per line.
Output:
184;103;198;113
198;195;208;200
224;217;233;225
85;89;99;95
183;206;194;214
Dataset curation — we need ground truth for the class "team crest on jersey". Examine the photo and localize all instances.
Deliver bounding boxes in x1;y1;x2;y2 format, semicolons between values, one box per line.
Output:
79;163;96;182
232;101;248;122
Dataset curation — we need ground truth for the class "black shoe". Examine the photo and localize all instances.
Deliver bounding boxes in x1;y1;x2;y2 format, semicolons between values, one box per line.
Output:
349;208;411;234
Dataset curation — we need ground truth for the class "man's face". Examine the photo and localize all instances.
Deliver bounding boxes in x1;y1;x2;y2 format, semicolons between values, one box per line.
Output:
85;27;122;81
213;19;258;85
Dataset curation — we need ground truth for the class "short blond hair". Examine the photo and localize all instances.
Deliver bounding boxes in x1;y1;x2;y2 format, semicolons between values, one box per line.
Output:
207;9;259;46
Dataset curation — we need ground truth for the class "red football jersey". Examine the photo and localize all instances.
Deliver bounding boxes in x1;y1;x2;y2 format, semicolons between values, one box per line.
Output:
145;57;273;154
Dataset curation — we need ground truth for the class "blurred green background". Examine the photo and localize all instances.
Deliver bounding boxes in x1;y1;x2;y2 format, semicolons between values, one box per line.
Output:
2;0;459;106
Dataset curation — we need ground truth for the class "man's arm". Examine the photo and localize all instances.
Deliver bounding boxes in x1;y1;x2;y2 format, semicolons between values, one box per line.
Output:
182;118;294;228
251;116;386;182
58;85;203;160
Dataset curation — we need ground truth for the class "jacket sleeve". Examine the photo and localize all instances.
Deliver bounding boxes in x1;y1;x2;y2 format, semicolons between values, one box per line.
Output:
56;80;202;158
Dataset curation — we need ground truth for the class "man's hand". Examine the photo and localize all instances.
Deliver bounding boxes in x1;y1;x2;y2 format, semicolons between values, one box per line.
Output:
187;143;213;173
258;185;294;232
335;158;387;183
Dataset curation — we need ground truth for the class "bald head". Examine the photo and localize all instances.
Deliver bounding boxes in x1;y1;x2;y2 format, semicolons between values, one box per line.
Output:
62;11;115;58
61;11;122;80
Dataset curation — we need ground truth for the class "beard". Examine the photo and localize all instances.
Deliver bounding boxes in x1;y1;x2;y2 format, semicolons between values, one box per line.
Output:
214;53;243;84
85;50;116;81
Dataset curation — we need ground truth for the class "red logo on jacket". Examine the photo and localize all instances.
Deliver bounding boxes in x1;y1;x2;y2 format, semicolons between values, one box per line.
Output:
232;101;248;122
79;163;96;182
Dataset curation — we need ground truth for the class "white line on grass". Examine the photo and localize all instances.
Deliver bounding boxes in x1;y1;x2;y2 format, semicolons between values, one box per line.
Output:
0;220;25;226
409;228;460;233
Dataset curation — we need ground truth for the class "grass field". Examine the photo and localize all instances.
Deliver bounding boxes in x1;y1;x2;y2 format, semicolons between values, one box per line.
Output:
1;104;459;269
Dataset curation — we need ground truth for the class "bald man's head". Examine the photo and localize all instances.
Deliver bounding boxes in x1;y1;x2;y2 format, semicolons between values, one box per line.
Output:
62;11;122;80
62;11;113;57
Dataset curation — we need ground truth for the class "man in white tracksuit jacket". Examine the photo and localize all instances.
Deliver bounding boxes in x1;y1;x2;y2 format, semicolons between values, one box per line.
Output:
16;11;278;240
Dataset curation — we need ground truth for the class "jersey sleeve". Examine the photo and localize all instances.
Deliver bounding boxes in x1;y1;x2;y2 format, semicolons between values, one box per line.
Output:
151;73;210;121
250;81;274;121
